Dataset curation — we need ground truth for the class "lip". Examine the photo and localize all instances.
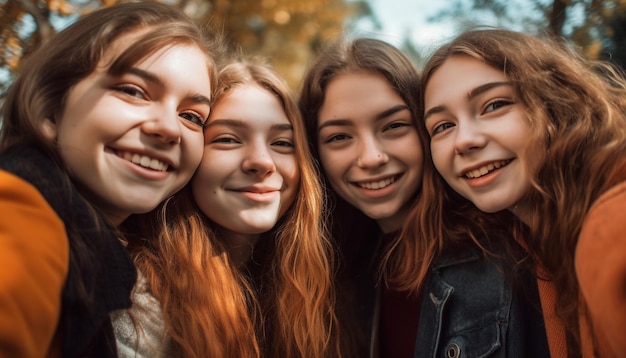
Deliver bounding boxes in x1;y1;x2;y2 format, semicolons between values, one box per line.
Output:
109;147;176;172
231;184;281;193
351;174;402;190
460;159;512;179
349;174;403;200
459;159;513;188
229;185;281;203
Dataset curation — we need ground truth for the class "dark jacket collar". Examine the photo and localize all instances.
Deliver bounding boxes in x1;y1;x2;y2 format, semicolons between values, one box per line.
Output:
0;145;136;357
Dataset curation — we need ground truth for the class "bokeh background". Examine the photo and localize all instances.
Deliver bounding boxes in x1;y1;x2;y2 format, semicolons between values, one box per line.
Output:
1;0;626;94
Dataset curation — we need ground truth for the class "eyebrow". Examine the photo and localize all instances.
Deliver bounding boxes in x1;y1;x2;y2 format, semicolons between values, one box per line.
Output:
205;118;293;131
128;67;212;106
317;104;410;133
467;81;510;99
423;81;511;121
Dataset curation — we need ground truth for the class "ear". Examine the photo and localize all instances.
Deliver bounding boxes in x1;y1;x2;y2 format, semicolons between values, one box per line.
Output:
40;118;58;140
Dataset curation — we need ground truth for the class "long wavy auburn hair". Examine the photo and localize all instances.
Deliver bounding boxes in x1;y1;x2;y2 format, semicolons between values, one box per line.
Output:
419;28;626;354
126;60;340;357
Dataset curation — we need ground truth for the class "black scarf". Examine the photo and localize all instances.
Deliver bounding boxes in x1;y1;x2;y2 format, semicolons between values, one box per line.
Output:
0;145;136;357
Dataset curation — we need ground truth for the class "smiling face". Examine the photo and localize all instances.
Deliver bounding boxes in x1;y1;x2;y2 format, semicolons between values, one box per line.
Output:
47;31;211;226
317;71;423;233
191;84;299;237
424;55;533;215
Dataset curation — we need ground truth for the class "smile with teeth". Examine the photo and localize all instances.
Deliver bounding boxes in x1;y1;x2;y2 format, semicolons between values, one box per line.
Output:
355;175;398;190
118;151;170;172
464;159;511;179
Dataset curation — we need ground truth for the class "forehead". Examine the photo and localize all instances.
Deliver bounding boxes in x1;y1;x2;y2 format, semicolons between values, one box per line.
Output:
425;56;509;101
319;71;405;121
97;27;206;73
324;71;391;100
210;84;290;125
96;28;153;69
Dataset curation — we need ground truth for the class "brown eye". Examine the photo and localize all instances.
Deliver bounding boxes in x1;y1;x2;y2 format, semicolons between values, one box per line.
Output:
431;122;455;136
383;121;411;131
484;99;512;113
115;84;146;99
324;133;351;143
180;112;205;127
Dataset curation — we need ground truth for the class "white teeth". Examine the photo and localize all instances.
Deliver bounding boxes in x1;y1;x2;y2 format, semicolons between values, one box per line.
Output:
358;176;396;190
119;151;169;171
465;160;509;179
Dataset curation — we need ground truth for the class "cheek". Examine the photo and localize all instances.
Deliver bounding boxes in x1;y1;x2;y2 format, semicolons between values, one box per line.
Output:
408;139;425;169
280;157;300;190
410;152;425;182
429;143;450;177
182;133;205;167
191;163;221;214
510;120;535;169
319;149;344;184
192;154;224;190
517;139;540;179
278;158;300;212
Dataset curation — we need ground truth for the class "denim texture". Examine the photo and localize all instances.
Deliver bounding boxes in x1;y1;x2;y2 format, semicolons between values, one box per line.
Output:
414;244;550;358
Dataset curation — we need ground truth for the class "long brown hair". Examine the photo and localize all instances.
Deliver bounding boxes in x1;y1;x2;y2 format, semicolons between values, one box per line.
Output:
0;1;224;341
421;28;626;353
298;37;427;276
127;59;339;357
299;37;429;356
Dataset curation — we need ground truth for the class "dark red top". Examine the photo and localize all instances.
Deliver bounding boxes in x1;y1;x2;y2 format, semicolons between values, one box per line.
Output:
377;232;421;357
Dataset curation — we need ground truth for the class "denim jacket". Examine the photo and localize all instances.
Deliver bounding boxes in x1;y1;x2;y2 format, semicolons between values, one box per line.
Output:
369;242;550;358
415;243;550;358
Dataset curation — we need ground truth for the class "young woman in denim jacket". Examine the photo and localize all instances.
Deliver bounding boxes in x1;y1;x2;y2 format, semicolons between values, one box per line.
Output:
422;28;626;357
299;37;550;357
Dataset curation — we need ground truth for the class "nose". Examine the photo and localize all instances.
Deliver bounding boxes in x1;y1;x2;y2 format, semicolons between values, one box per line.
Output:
242;140;276;177
356;136;389;168
454;120;486;155
142;107;183;145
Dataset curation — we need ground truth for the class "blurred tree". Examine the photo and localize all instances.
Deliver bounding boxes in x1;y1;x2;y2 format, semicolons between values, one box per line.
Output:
428;0;626;69
399;30;423;69
599;7;626;68
0;0;371;96
0;0;115;96
203;0;372;90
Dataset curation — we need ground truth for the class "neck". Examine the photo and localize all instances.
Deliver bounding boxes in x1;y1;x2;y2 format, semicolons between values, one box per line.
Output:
509;200;532;226
106;213;127;228
377;208;408;234
219;230;260;268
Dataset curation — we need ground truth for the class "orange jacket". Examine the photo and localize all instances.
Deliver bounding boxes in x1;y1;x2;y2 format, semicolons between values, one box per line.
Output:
576;180;626;357
0;170;68;358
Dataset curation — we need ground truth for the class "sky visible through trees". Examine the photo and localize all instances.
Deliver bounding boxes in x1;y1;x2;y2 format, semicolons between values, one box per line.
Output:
1;0;625;95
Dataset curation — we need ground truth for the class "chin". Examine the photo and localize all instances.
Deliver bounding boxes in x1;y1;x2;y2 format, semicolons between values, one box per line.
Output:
365;213;391;221
129;203;161;215
238;223;276;235
474;202;509;214
239;228;274;235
